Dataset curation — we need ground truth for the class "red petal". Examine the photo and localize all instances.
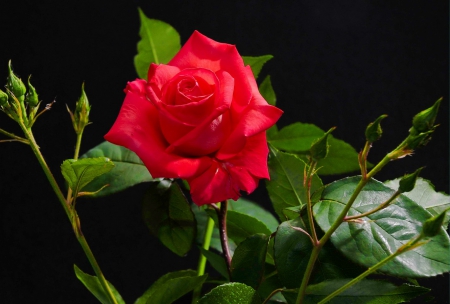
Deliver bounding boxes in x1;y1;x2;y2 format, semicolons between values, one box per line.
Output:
169;31;252;110
104;90;211;178
188;160;241;206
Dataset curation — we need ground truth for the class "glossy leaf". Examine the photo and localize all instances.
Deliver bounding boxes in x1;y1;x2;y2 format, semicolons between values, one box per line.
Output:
259;75;278;139
385;177;450;228
266;145;323;220
259;75;276;106
229;198;279;232
74;264;125;304
282;280;429;304
198;282;261;304
80;141;153;197
142;180;196;256
135;269;207;304
274;217;361;289
268;122;362;175
134;8;181;79
269;122;323;152
231;233;269;289
198;247;229;280
243;55;273;79
61;157;114;196
314;177;450;278
206;209;272;245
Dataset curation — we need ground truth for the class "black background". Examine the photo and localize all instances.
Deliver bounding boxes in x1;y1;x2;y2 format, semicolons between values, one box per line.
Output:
0;1;448;303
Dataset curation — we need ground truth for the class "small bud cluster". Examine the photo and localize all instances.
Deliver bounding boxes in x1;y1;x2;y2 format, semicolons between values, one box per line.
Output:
0;61;42;127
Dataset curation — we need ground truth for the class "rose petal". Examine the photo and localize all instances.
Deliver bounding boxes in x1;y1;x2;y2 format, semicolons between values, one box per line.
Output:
188;160;241;206
160;68;219;124
125;79;147;94
216;103;282;160
225;132;270;179
164;71;234;156
104;90;211;178
188;132;270;205
147;63;180;95
169;31;252;110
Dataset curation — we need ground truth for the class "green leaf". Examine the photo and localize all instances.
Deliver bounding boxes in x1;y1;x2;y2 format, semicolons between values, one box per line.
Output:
61;157;114;196
198;282;261;304
198;247;229;280
229;198;279;232
231;234;269;289
206;209;272;245
385;177;450;228
242;55;273;79
314;176;450;278
282;280;429;304
259;75;276;106
274;218;361;289
134;8;181;79
266;145;323;220
307;136;361;175
142;180;196;256
269;123;361;175
80;141;153;197
74;264;125;304
268;122;325;152
135;269;207;304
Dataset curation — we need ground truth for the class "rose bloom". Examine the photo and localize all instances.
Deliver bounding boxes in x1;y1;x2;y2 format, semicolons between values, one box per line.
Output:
105;31;282;206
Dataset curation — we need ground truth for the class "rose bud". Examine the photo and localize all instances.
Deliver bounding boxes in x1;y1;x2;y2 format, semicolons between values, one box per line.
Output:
25;76;39;107
6;60;26;102
105;31;283;205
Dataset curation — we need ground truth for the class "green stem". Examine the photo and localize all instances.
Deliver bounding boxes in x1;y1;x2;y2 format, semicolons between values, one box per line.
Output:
262;288;285;304
359;141;371;178
73;212;118;304
306;160;318;244
66;132;83;203
0;127;29;144
295;245;322;304
20;125;71;218
296;145;399;304
218;201;232;278
344;191;401;221
317;235;424;304
19;124;118;304
191;216;215;304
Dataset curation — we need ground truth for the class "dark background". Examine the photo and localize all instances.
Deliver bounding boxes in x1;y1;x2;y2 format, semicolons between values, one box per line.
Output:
0;1;448;303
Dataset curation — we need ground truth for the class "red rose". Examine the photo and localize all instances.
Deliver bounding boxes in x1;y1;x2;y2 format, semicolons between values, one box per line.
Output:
105;31;282;205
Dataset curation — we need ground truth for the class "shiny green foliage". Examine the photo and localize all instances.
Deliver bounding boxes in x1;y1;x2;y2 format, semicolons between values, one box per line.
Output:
74;264;125;304
313;177;450;277
135;270;207;304
80;141;153;196
142;180;196;256
134;8;181;79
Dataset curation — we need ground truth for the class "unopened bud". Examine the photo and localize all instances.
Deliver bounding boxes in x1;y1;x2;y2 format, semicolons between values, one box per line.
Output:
422;209;448;238
25;76;39;107
69;83;91;133
365;114;388;143
398;167;424;193
0;89;8;107
6;61;26;102
411;98;441;134
406;130;434;150
310;127;336;161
